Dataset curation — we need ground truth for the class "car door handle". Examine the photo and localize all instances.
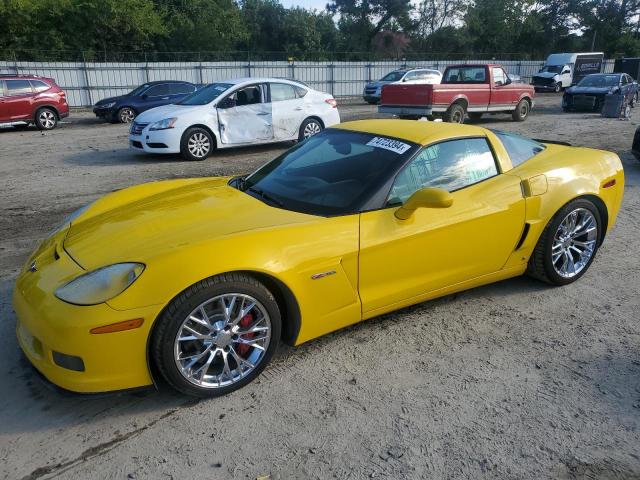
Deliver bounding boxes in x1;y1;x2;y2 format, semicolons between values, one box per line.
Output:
294;107;303;111
257;112;270;116
161;97;170;100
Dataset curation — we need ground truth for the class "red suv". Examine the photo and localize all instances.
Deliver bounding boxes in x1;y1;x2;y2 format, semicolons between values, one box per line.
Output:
0;74;69;130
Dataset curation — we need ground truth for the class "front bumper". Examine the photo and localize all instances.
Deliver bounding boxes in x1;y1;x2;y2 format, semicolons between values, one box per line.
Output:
128;128;181;154
93;106;115;118
13;236;161;393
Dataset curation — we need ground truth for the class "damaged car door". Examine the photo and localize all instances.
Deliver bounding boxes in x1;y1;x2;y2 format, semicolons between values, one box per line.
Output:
269;82;307;141
217;83;274;144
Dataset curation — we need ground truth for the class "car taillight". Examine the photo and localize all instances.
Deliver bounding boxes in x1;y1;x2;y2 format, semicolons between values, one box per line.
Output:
325;98;337;108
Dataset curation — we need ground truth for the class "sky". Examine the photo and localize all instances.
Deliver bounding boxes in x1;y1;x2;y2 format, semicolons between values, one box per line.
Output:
280;0;329;10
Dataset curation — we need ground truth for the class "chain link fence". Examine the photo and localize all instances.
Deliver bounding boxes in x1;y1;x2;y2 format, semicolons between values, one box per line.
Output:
0;51;616;108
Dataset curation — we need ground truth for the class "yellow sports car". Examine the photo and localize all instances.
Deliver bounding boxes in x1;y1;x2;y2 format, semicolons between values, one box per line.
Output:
14;120;624;397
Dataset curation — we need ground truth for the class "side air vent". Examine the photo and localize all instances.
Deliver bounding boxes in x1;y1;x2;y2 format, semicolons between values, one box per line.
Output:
515;223;530;251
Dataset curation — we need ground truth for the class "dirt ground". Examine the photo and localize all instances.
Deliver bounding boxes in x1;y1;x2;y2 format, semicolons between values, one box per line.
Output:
1;94;639;480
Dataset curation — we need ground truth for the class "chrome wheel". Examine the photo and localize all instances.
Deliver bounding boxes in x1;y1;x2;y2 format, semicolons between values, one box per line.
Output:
119;108;135;123
39;110;56;129
187;132;211;158
174;294;271;389
303;120;322;138
551;208;597;278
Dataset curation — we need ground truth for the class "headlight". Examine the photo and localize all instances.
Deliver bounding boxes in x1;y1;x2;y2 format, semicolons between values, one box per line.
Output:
100;102;116;109
149;117;177;131
55;263;145;306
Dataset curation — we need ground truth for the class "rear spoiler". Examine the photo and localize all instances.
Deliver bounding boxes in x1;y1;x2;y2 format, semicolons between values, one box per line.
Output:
533;138;572;146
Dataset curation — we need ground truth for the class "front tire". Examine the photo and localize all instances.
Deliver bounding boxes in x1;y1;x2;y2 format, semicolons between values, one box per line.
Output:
299;117;323;141
180;127;214;161
116;107;136;124
554;82;562;93
512;99;530;122
527;199;602;285
631;92;638;107
152;273;281;397
35;108;58;130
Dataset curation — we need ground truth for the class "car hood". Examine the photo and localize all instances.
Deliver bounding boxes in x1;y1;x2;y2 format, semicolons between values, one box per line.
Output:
566;86;612;95
95;95;124;106
365;81;393;89
533;71;559;79
63;177;315;270
135;104;202;123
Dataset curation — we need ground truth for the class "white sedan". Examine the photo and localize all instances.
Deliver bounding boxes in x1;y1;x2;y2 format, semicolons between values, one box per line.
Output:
129;78;341;160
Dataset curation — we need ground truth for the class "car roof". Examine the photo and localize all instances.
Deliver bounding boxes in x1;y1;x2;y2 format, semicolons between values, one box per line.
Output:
144;80;193;85
333;119;489;146
222;77;311;88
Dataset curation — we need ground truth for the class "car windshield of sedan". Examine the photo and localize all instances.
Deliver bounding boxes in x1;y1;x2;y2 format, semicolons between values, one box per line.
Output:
380;71;405;81
177;83;234;105
578;75;619;87
240;129;418;216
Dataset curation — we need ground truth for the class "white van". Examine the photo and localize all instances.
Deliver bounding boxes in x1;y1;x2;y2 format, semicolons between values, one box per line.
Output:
531;52;604;92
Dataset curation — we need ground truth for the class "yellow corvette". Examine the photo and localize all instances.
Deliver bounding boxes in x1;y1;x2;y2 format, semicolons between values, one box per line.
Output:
14;120;624;397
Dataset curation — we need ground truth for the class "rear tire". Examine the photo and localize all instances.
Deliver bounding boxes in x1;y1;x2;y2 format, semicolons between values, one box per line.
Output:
180;127;214;161
512;99;530;122
527;199;602;286
152;273;281;397
298;117;323;141
443;103;465;124
35;108;58;130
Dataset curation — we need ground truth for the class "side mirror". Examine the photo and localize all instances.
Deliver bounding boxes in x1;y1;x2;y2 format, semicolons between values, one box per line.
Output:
217;97;236;109
141;94;148;100
395;187;453;220
504;77;512;85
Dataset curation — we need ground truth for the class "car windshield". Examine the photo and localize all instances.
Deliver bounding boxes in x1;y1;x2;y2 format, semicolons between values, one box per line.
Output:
380;71;405;82
578;75;619;87
540;65;562;73
177;83;233;105
240;129;418;216
128;84;150;96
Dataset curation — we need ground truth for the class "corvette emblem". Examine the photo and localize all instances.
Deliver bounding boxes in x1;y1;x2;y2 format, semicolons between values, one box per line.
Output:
28;261;37;272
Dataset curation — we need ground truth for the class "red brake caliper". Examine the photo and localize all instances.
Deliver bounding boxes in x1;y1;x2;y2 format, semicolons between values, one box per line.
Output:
236;313;254;357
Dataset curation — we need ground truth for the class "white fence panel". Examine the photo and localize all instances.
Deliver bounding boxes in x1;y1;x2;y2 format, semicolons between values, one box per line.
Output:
0;58;619;107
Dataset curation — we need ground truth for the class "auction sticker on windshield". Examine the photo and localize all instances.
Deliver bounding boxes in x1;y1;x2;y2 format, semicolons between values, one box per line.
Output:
366;137;411;154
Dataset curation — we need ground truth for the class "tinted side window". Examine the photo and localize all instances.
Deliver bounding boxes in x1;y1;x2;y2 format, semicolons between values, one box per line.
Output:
270;83;297;102
494;131;545;167
30;80;51;92
171;83;195;95
387;138;498;205
6;80;33;95
145;84;171;97
235;85;263;106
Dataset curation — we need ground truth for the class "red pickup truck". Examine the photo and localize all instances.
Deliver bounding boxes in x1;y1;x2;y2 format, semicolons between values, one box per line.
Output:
378;64;535;123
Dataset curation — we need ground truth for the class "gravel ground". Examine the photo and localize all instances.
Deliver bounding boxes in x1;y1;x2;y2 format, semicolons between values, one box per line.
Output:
1;95;639;480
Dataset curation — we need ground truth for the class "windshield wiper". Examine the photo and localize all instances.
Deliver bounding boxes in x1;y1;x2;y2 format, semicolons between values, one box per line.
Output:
246;186;284;208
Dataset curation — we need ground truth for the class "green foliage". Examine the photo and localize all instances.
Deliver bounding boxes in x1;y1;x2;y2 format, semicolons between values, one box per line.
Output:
2;0;640;60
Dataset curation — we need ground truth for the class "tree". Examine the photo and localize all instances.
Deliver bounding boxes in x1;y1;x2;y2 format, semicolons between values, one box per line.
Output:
328;0;413;52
